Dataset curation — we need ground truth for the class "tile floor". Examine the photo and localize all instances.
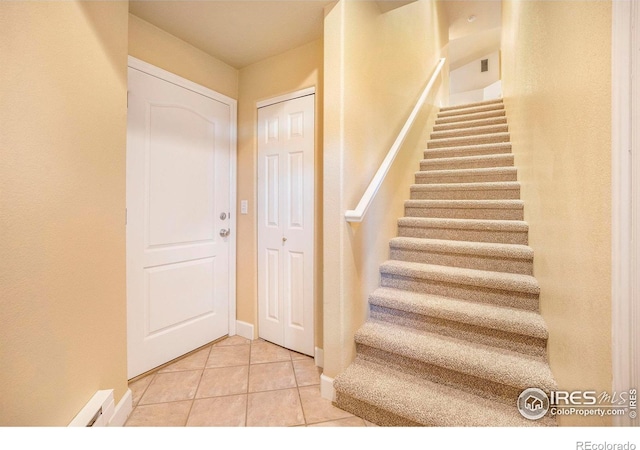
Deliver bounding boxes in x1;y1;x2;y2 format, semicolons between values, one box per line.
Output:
125;335;375;427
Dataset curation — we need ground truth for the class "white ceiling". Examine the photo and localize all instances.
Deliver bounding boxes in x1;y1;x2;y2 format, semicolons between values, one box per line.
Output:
129;0;502;70
129;0;335;69
442;0;502;70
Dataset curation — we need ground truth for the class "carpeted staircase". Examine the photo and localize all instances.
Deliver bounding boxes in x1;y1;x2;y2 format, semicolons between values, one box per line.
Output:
333;98;557;426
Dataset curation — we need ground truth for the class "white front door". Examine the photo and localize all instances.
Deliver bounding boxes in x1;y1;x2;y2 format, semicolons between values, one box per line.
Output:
126;59;236;379
257;92;315;356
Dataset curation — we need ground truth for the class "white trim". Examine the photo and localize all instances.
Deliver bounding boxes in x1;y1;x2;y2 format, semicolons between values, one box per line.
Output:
108;389;133;427
256;87;316;109
611;0;639;427
69;390;118;427
126;55;238;362
235;320;255;341
314;347;324;368
320;373;335;402
127;56;236;106
345;58;446;222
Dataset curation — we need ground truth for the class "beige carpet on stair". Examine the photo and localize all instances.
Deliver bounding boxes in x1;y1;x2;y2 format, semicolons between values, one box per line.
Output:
333;98;558;427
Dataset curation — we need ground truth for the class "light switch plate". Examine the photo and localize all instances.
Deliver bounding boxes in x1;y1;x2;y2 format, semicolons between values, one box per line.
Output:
241;200;248;215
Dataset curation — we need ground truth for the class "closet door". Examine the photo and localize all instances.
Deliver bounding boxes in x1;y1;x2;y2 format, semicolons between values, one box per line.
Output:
257;93;314;356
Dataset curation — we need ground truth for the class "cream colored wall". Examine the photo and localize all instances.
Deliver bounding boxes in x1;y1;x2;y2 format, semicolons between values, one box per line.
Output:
128;13;238;99
236;40;324;346
323;0;447;378
501;0;612;426
0;1;128;425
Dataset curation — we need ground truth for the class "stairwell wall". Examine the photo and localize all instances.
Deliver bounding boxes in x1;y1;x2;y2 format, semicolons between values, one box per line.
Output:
501;0;612;426
322;0;448;381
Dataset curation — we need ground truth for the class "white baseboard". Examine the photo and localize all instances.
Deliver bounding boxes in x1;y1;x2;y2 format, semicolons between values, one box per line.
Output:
69;388;132;427
320;374;335;402
235;320;254;340
109;389;133;427
314;347;324;368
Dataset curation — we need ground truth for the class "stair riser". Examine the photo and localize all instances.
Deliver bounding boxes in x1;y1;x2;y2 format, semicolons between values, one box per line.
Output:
355;345;522;406
420;157;514;171
436;110;506;126
438;104;505;119
416;171;518;184
405;206;524;221
428;134;510;149
433;116;507;132
431;125;509;140
389;248;533;275
410;188;520;200
333;393;421;427
380;274;540;311
424;145;512;160
369;305;546;358
397;225;529;245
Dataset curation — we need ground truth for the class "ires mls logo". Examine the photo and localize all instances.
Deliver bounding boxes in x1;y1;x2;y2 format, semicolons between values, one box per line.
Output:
518;388;638;420
517;388;550;420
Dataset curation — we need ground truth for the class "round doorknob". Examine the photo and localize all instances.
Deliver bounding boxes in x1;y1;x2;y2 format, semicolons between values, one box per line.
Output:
220;229;230;238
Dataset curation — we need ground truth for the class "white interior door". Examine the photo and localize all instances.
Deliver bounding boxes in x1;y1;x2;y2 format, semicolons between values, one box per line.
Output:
257;92;315;356
126;59;235;379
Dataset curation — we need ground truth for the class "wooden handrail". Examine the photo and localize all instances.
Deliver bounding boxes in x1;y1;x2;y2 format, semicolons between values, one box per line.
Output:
345;57;446;223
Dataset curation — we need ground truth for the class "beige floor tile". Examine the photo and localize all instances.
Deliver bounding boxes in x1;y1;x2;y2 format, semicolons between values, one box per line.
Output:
214;335;250;347
196;366;249;398
129;374;154;407
139;370;202;405
298;385;353;425
290;350;311;361
246;388;304;426
206;344;250;368
187;395;247;427
158;346;211;373
125;401;192;427
308;416;368;427
250;340;292;364
248;361;296;392
292;358;321;387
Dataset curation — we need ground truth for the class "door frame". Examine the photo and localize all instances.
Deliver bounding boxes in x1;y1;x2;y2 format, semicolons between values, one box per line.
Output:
126;56;238;345
611;0;639;426
255;86;316;354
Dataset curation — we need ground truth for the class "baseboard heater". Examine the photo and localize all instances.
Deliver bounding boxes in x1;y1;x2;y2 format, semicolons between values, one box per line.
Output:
68;390;115;427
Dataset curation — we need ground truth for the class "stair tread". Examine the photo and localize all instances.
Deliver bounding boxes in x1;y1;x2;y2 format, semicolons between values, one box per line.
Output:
411;181;520;191
406;199;524;209
431;123;509;139
440;99;504;112
424;141;512;157
370;286;548;339
390;236;533;259
433;116;507;132
398;216;529;231
417;166;516;175
355;321;556;391
421;153;514;165
438;103;505;119
429;131;510;146
334;358;551;427
436;109;506;123
380;259;539;294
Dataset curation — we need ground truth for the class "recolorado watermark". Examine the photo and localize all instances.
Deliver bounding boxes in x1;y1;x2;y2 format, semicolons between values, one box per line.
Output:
576;442;636;450
517;387;637;420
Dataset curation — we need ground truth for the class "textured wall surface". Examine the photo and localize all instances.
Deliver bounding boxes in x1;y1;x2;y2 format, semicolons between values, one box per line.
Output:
501;0;612;426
